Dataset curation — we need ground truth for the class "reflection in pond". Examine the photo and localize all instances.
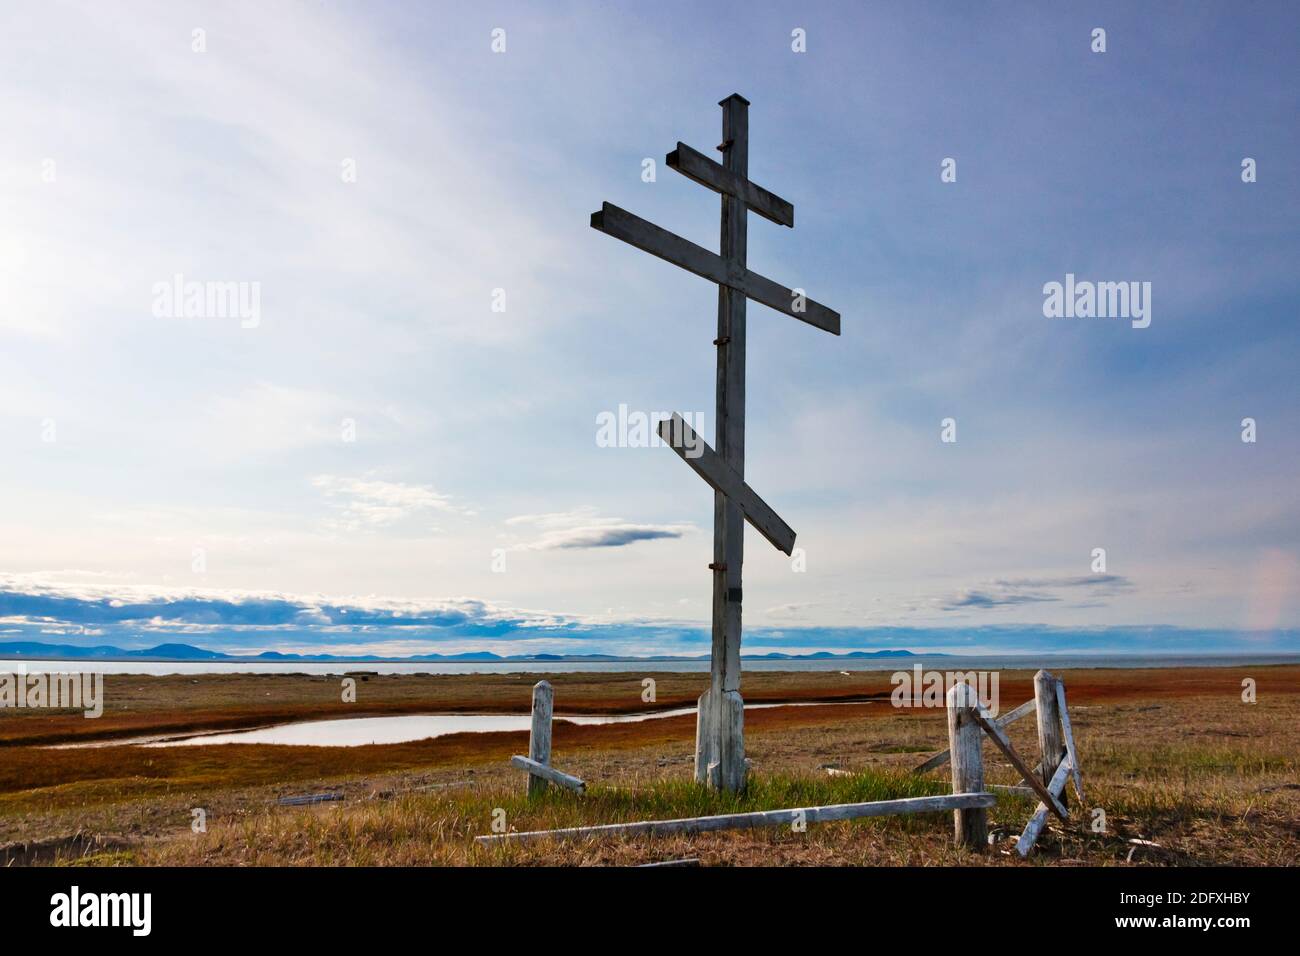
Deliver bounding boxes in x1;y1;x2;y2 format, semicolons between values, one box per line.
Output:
139;701;869;748
147;709;697;747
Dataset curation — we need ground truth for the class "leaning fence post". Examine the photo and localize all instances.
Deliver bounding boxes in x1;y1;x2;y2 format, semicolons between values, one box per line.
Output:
947;681;987;849
528;680;554;797
1034;670;1065;807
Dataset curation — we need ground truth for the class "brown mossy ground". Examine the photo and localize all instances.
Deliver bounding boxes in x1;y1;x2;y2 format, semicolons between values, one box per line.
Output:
1;666;1295;866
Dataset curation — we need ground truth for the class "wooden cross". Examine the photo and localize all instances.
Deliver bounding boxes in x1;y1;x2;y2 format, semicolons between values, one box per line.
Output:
590;94;841;792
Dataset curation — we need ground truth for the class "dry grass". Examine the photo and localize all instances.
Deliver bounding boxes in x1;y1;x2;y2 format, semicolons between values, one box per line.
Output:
2;666;1297;866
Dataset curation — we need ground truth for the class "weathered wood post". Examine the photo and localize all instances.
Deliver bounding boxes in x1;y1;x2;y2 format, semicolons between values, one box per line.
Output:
1034;669;1065;807
947;681;987;849
705;94;750;794
527;680;553;798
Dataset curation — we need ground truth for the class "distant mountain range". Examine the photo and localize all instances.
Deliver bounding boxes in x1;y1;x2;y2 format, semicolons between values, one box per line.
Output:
0;640;924;664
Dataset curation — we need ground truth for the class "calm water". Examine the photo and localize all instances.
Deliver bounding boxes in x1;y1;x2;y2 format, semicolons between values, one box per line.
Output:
155;709;703;747
55;700;869;749
5;653;1298;676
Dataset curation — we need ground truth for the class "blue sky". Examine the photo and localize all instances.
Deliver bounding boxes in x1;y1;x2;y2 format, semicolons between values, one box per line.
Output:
1;1;1297;658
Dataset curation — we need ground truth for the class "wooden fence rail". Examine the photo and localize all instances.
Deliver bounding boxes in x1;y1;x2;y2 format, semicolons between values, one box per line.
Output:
475;792;996;846
913;696;1036;775
510;756;585;794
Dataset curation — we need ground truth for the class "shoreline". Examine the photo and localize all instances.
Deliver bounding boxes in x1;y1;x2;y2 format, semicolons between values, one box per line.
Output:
1;652;1297;679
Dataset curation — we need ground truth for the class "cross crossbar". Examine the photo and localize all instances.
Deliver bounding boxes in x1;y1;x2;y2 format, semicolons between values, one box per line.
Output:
657;414;796;556
590;202;840;335
666;142;794;227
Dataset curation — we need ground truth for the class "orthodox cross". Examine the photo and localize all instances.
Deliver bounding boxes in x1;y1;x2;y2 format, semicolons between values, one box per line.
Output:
590;94;841;791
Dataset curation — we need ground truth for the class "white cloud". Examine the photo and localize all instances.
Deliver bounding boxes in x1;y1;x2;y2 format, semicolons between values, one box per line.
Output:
312;475;473;531
506;508;694;551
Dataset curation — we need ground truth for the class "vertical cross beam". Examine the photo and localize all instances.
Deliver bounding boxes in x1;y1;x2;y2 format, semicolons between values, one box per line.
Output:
696;94;749;792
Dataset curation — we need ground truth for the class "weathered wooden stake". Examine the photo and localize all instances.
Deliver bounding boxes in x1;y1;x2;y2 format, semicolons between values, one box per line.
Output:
1016;757;1072;857
1034;669;1066;808
1055;680;1085;802
946;681;987;849
528;680;553;798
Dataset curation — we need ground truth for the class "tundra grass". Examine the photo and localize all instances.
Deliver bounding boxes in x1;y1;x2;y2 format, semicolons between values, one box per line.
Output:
1;666;1295;866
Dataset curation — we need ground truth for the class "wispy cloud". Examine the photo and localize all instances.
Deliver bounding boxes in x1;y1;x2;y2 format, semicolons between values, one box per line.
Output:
312;475;473;531
941;575;1133;612
992;575;1132;591
944;591;1059;610
506;509;694;551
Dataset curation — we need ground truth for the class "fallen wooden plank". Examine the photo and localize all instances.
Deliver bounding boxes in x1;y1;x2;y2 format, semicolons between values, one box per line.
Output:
666;141;794;227
913;697;1036;774
638;858;701;868
972;709;1069;823
657;414;795;554
373;780;476;800
277;793;344;806
509;756;586;794
475;792;997;845
1056;681;1085;803
590;202;840;335
1015;758;1072;857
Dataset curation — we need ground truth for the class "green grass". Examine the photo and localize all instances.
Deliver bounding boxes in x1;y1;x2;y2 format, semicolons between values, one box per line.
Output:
498;767;950;829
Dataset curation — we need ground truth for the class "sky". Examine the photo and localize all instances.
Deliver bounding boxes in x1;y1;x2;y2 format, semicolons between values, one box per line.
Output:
1;1;1297;658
